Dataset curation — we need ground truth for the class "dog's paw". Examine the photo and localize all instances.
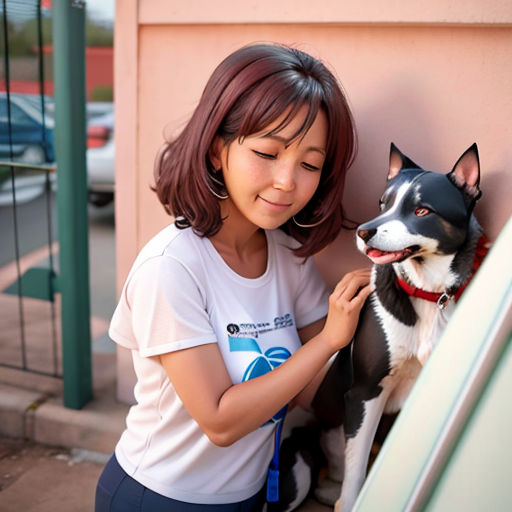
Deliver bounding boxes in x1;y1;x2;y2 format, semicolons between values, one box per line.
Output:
314;477;341;506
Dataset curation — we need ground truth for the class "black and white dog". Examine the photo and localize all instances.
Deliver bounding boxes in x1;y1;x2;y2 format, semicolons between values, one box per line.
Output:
288;143;488;512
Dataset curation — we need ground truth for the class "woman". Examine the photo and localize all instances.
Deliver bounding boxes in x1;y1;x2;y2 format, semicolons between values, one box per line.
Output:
96;42;371;511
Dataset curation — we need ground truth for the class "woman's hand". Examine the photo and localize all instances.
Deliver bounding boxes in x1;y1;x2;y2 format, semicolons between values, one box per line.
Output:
322;268;373;350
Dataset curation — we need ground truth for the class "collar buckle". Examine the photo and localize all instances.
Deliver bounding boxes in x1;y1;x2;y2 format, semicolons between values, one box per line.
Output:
437;293;452;310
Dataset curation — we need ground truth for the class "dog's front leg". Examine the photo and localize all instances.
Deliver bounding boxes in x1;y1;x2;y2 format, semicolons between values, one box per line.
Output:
335;390;388;512
314;426;345;505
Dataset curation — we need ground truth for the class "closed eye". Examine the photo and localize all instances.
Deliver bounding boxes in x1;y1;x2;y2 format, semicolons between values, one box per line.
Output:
252;150;276;159
253;150;320;171
302;162;320;171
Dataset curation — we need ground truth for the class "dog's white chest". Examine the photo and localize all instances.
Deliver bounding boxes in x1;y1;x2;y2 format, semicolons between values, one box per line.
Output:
410;299;453;364
372;296;455;416
373;294;454;367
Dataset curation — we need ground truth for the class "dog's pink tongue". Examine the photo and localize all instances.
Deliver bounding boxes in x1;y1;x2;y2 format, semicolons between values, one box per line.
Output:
367;249;405;264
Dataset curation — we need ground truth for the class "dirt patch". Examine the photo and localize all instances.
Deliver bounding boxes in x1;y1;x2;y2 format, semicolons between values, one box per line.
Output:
0;437;104;512
0;437;70;492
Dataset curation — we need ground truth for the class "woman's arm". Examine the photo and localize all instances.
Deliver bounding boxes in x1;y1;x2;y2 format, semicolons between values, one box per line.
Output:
160;268;371;447
292;316;331;409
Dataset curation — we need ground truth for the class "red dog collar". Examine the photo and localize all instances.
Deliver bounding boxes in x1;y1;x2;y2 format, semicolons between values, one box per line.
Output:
396;235;489;310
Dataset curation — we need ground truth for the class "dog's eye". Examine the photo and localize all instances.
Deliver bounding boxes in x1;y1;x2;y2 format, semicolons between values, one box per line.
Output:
415;207;430;217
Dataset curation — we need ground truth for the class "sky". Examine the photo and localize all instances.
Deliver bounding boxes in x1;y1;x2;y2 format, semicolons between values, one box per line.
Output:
86;0;115;25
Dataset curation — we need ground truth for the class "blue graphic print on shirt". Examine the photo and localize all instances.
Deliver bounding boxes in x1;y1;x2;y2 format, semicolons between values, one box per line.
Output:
228;335;291;425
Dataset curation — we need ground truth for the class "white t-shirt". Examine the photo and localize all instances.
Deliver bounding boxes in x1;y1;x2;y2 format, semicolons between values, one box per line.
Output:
109;224;329;504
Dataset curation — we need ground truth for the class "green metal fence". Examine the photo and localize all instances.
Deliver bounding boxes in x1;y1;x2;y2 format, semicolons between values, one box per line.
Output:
1;0;92;409
0;161;59;376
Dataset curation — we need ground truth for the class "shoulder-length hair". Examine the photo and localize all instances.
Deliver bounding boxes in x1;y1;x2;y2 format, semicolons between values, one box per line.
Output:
154;42;357;257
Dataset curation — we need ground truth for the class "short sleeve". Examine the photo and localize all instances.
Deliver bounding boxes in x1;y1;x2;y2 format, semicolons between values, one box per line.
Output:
109;255;217;357
294;256;330;329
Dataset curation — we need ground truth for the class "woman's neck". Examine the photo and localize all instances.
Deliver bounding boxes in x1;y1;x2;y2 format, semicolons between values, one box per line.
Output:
209;210;268;279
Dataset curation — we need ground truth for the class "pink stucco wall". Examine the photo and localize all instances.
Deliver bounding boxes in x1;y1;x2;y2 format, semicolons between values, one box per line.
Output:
114;1;512;401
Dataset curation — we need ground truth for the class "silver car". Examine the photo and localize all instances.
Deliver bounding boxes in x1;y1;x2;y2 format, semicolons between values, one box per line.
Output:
86;108;115;207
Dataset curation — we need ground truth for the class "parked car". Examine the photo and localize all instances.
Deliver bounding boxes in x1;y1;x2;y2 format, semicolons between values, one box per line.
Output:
86;108;115;207
85;101;113;122
0;92;55;164
0;95;115;207
0;93;56;206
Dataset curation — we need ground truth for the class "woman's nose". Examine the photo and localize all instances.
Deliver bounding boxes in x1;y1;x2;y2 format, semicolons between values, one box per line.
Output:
272;162;296;191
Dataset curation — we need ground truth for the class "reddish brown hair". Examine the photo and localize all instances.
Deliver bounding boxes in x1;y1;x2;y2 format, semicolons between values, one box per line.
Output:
154;43;357;257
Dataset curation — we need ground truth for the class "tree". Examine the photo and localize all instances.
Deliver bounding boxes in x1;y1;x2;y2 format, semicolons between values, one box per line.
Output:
4;14;112;58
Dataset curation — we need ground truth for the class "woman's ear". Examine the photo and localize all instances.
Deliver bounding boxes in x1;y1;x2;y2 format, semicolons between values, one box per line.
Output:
209;136;225;170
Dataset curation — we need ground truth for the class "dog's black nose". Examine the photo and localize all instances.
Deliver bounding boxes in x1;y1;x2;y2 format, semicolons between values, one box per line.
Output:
357;228;377;242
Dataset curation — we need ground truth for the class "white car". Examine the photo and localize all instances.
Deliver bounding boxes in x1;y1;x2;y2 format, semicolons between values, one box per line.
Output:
86;109;115;207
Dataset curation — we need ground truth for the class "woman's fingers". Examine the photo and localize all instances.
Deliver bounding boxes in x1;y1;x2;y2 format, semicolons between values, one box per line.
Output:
353;283;373;305
330;284;371;315
323;268;373;351
332;268;372;302
334;268;371;288
339;279;365;303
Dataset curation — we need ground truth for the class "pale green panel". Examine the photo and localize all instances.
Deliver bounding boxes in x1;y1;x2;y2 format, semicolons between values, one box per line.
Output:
425;336;512;512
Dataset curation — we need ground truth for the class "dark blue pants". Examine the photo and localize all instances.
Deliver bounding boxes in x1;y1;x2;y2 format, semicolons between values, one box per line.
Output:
95;454;265;511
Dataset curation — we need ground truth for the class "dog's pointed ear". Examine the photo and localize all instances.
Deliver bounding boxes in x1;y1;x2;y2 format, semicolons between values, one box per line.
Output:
447;144;481;201
388;143;422;180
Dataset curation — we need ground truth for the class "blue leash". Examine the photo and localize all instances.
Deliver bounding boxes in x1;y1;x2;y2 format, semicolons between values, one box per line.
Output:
266;408;287;502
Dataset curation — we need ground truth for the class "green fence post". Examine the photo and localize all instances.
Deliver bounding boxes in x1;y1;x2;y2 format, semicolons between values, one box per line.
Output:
52;0;92;409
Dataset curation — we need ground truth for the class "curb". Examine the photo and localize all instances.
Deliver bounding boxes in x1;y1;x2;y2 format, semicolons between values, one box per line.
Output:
0;381;129;455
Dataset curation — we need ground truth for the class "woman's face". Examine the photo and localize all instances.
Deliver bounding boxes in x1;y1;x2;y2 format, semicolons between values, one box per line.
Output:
215;106;327;231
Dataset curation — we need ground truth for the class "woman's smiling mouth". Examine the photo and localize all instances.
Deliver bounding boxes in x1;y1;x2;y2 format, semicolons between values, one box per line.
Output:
258;195;292;211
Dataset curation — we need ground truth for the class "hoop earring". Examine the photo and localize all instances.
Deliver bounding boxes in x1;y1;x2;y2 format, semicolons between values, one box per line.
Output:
206;170;229;200
292;215;326;228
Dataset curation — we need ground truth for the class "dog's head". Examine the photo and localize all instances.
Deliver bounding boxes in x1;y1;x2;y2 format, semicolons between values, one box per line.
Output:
357;143;481;265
